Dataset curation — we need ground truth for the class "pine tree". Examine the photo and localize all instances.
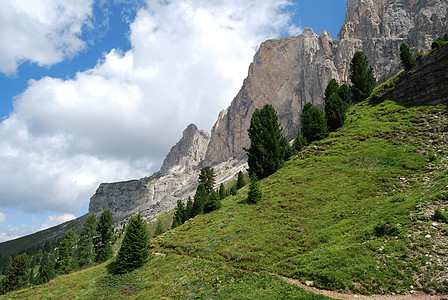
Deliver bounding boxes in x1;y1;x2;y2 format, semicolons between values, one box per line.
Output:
172;200;186;229
218;183;227;200
246;175;262;204
37;259;55;284
349;51;376;103
236;171;246;190
77;214;98;268
0;253;30;294
192;184;207;216
111;213;149;274
399;43;415;71
338;83;352;106
301;102;328;143
325;93;347;131
325;78;340;101
95;210;114;263
154;220;165;237
204;190;222;213
292;130;307;153
198;166;215;194
185;197;194;220
244;104;289;179
230;185;237;196
56;229;78;274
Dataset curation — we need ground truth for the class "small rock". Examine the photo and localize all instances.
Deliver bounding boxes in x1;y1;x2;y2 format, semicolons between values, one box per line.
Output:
425;234;432;238
305;281;314;287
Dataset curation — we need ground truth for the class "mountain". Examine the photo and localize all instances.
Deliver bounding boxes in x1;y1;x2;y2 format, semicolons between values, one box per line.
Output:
88;0;447;222
5;44;448;298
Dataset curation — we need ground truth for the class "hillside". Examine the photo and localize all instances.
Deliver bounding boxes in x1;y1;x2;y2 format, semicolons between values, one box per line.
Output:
3;47;448;298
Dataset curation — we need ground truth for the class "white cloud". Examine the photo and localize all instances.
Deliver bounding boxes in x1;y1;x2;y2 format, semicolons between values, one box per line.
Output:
0;212;5;227
0;0;94;75
39;213;76;231
0;0;300;220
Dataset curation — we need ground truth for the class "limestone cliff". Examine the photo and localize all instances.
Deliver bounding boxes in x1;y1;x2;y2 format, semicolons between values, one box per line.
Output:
88;0;447;221
203;0;447;165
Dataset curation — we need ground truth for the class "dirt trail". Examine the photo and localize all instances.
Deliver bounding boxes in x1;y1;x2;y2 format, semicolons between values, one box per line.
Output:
285;277;448;300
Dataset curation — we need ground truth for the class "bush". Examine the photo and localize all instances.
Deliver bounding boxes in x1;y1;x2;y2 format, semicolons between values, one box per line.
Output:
246;175;262;204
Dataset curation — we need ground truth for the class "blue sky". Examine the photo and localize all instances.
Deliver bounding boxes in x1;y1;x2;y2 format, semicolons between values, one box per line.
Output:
0;0;346;242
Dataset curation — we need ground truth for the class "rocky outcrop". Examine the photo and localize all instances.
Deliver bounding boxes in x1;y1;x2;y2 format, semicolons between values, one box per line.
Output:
160;124;210;175
203;0;447;166
382;45;448;105
88;0;447;222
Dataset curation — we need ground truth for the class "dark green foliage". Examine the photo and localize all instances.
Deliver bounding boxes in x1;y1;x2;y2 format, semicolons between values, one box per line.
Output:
192;184;207;216
338;83;352;106
77;214;98;268
0;253;30;294
172;200;186;229
292;130;307;153
218;183;227;200
324;78;340;101
154;220;165;237
204;190;222;213
198;166;215;194
185;197;194;220
349;51;376;102
301;102;328;143
325;93;347;131
245;104;289;179
95;210;114;263
433;208;448;223
236;171;246;190
110;213;149;274
399;43;415;71
432;33;448;49
56;229;78;274
246;175;262;204
230;185;238;196
37;260;55;284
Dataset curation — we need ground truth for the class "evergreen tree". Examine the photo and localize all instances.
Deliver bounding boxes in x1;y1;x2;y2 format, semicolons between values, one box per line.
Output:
301;102;328;143
324;78;340;101
185;197;194;220
236;171;246;190
111;213;149;274
95;210;114;263
172;200;186;229
230;185;238;196
56;229;78;274
218;183;227;200
244;104;289;179
338;83;352;106
77;214;98;268
154;220;165;237
37;259;55;284
204;190;222;213
198;166;215;193
399;43;415;71
246;175;262;204
292;130;307;153
325;93;347;131
0;253;30;294
349;51;376;102
192;184;207;216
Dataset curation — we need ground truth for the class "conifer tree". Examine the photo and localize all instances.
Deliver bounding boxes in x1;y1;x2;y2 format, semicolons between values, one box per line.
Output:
246;175;262;204
301;102;328;143
236;171;246;190
56;229;78;274
245;104;289;179
95;210;114;263
185;197;194;220
349;51;376;102
154;220;165;237
0;253;30;294
192;183;207;216
325;78;340;101
37;259;55;284
218;183;227;200
111;213;149;274
338;83;352;106
204;190;222;213
399;43;415;71
172;200;186;229
293;130;307;153
325;93;347;131
77;214;98;268
198;166;215;193
230;185;237;196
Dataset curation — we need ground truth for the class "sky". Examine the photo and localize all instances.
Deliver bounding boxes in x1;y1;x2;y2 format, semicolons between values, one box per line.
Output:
0;0;346;243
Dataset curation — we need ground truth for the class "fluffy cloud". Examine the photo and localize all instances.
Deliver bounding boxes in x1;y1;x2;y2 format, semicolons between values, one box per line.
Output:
38;213;76;231
0;0;300;217
0;0;94;75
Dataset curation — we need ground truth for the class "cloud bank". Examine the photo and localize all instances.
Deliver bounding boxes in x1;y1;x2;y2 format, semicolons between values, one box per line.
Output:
0;0;300;228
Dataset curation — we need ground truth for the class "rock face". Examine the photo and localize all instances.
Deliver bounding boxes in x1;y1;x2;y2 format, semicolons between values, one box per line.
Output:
382;45;448;105
88;0;447;222
204;0;448;165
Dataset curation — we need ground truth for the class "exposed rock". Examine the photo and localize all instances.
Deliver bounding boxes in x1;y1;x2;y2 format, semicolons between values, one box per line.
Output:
382;45;448;105
160;124;210;175
203;0;447;166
